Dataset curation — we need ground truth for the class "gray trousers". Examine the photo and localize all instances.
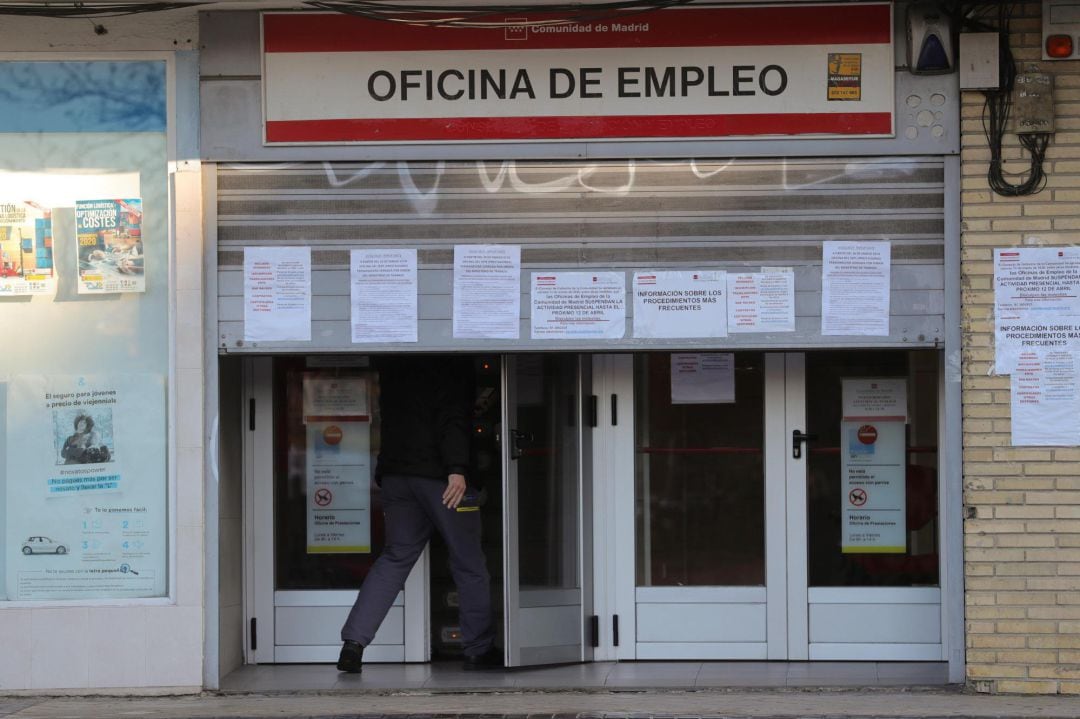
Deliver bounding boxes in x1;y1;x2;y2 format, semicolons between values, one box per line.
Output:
341;474;495;656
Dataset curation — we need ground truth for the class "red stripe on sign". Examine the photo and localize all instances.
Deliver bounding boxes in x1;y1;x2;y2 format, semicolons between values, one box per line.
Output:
264;5;891;53
266;113;892;143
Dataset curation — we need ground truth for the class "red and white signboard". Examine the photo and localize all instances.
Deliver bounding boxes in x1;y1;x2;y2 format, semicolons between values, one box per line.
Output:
261;3;894;144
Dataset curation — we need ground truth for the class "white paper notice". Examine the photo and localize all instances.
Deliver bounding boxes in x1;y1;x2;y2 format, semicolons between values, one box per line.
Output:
244;247;311;342
821;241;891;336
994;247;1080;375
727;271;795;333
842;378;908;421
531;272;625;339
351;249;417;344
453;245;521;339
670;353;735;404
632;271;727;338
1011;349;1080;446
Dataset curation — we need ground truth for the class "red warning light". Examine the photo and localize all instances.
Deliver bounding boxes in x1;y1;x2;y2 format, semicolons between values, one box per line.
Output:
1047;34;1074;58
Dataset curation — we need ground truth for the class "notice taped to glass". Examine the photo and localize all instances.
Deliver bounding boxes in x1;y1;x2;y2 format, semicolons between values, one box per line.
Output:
0;201;55;296
5;373;167;600
75;199;144;294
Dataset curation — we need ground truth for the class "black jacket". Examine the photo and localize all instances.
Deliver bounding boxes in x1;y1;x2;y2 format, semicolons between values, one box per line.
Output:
375;355;474;486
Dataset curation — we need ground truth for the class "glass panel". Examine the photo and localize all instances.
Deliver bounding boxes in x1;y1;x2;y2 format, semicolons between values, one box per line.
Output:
273;359;382;590
0;61;169;602
634;352;765;587
515;354;579;590
805;350;940;587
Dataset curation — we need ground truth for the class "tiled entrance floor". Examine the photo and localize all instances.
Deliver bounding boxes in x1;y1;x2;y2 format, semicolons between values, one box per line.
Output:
221;661;950;692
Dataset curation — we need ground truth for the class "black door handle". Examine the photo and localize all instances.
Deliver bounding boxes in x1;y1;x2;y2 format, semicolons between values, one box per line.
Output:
792;430;818;459
510;429;533;460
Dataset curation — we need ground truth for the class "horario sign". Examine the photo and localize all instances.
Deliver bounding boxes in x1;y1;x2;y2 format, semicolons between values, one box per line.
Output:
261;3;894;145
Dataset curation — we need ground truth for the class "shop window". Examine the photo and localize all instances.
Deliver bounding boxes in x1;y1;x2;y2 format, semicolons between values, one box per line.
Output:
0;61;169;601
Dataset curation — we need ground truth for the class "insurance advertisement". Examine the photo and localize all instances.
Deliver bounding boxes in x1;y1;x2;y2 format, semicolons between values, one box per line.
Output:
5;373;166;600
0;201;54;296
262;3;894;144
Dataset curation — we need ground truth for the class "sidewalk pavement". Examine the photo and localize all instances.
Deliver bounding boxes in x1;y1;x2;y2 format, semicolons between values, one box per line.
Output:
2;687;1080;719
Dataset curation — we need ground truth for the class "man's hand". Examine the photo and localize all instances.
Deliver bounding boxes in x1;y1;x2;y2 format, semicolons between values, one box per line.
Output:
443;473;467;509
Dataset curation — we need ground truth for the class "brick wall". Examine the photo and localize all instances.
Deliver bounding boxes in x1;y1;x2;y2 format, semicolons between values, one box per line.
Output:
961;2;1080;695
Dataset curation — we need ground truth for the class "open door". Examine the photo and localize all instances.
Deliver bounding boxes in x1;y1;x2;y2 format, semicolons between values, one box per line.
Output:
502;354;588;667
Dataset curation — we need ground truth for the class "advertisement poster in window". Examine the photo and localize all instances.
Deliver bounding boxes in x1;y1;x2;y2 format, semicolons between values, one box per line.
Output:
75;198;145;294
0;201;54;296
303;375;372;554
4;374;166;600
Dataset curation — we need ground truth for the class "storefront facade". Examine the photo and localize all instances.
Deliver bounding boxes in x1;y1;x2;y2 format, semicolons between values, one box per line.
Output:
0;0;1077;697
200;0;964;684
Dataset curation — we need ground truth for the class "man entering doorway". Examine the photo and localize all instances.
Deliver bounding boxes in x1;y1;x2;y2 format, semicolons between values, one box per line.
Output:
337;355;501;672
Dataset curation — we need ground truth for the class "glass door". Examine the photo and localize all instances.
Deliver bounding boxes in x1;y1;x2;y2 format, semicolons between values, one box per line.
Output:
501;354;588;667
621;351;787;660
794;350;943;661
603;351;944;661
245;357;428;664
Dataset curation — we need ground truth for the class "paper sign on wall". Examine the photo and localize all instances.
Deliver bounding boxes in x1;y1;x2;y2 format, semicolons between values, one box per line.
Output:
727;271;795;333
994;247;1080;375
633;271;727;338
531;271;625;339
670;353;735;404
351;248;418;344
1010;349;1080;447
453;245;521;339
821;241;890;336
244;246;312;342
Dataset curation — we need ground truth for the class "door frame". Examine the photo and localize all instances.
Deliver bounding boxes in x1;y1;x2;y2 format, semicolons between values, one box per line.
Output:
595;351;951;663
241;356;429;664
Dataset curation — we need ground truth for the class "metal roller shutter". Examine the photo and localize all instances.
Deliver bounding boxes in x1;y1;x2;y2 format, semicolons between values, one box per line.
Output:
216;156;945;353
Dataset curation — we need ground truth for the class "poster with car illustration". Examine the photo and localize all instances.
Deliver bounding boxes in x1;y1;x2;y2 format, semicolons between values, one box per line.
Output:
5;373;166;600
0;201;54;296
75;198;144;294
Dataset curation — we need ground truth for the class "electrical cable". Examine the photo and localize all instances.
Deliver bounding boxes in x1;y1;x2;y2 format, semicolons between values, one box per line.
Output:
0;3;205;18
304;0;696;28
974;2;1050;197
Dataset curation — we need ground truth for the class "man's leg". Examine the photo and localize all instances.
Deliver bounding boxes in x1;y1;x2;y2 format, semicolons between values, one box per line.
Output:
411;478;495;657
341;474;432;646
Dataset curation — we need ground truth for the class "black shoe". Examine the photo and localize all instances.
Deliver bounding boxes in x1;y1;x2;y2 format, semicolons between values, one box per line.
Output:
336;640;363;673
462;646;503;670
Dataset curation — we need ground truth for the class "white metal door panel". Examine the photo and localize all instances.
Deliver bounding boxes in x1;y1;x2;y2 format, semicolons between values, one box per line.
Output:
808;603;942;644
636;603;767;643
275;606;405;646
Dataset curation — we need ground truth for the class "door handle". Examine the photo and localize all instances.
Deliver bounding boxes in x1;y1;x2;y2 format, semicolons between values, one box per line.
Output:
792;430;818;459
510;429;533;460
